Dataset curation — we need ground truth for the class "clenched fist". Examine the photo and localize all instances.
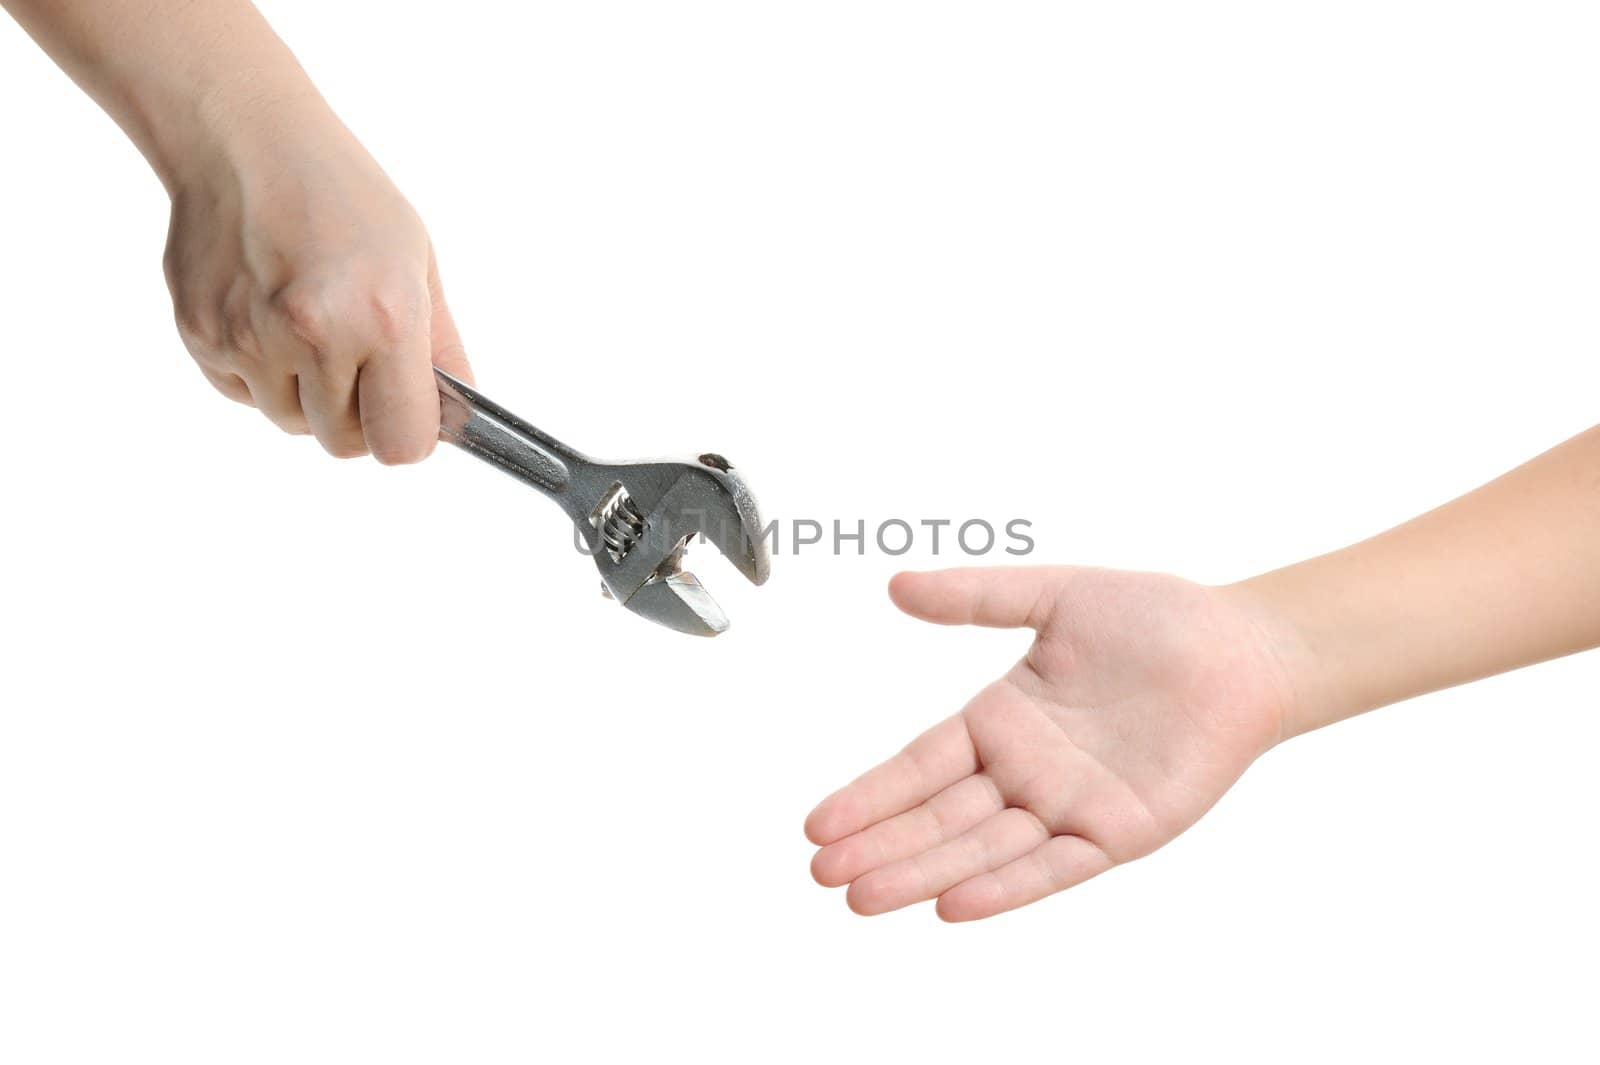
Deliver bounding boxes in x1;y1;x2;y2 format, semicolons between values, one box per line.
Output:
162;116;471;463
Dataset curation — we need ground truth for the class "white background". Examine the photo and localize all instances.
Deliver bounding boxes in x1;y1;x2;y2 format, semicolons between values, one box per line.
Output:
3;2;1598;1061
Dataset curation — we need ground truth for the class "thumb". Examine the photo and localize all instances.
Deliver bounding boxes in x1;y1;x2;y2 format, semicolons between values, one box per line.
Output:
888;567;1072;629
428;247;473;385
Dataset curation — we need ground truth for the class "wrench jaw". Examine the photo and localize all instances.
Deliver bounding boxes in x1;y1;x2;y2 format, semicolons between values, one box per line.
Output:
691;454;772;589
581;455;770;636
624;570;730;637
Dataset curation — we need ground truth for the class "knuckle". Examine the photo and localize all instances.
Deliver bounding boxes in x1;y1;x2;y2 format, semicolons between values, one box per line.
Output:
222;313;262;360
203;370;249;402
272;274;425;352
173;305;223;356
924;798;959;843
270;282;334;348
299;342;337;374
272;418;312;437
161;229;190;293
161;249;182;293
367;278;425;345
264;404;312;436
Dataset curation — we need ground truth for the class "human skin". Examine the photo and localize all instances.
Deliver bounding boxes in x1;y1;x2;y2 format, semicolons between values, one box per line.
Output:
1;0;470;462
807;425;1600;921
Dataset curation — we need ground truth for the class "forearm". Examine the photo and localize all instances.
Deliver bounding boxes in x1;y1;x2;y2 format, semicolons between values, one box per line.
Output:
1231;425;1600;738
2;0;336;191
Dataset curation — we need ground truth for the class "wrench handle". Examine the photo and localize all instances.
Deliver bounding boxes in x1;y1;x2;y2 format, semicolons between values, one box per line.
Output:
435;367;575;496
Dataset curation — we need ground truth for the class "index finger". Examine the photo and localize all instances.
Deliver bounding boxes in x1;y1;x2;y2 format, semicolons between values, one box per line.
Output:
805;715;978;846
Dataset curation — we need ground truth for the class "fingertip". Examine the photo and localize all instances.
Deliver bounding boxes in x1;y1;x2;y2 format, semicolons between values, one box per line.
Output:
803;800;841;846
935;897;978;923
887;569;941;618
896;567;1064;629
888;568;978;625
935;878;995;923
810;846;848;888
806;787;874;846
887;570;921;607
845;878;888;917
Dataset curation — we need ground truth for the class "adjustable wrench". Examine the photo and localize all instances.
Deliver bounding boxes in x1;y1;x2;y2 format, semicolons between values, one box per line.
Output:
434;368;769;636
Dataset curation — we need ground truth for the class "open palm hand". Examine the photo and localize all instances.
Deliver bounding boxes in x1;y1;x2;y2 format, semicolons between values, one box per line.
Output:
806;567;1297;921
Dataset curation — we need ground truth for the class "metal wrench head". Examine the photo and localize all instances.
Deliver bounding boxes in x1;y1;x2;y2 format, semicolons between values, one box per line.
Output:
575;452;770;637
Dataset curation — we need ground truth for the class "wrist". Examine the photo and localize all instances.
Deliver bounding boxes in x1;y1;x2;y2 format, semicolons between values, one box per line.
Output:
146;77;336;195
1216;569;1348;744
80;18;337;197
